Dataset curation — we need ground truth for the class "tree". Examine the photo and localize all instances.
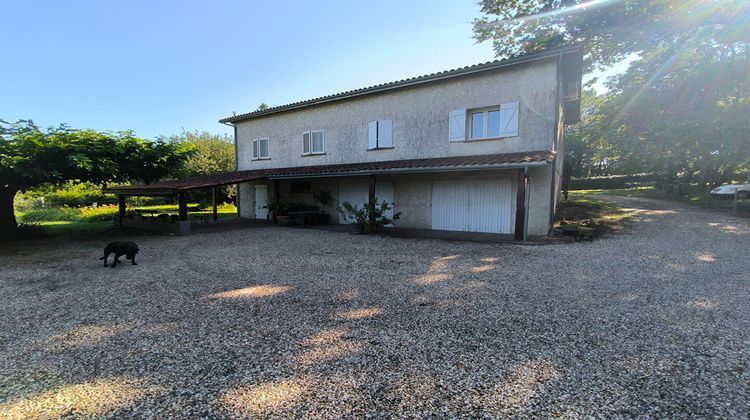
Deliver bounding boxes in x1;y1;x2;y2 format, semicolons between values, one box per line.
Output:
476;1;750;195
162;131;236;204
256;102;270;111
0;120;194;236
473;0;750;73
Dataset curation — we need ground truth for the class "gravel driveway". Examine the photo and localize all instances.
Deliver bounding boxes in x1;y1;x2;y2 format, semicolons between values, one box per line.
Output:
1;196;748;418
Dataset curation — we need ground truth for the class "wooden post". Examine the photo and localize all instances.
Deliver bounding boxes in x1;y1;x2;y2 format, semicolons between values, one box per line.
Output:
274;179;280;203
514;169;527;241
733;189;738;216
368;174;377;227
118;194;126;228
178;192;188;221
212;186;218;221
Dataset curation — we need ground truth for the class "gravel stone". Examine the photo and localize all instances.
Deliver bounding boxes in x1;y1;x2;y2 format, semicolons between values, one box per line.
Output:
0;196;748;418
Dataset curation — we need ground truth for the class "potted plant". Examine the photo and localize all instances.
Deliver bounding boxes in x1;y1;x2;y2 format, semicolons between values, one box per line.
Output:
313;190;333;224
337;198;401;234
264;200;292;225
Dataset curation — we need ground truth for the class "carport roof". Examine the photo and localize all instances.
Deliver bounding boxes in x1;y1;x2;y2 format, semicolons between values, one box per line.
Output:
103;150;554;195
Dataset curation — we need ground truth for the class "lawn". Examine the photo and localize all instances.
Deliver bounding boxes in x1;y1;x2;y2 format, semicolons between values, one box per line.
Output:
554;195;636;238
14;203;238;238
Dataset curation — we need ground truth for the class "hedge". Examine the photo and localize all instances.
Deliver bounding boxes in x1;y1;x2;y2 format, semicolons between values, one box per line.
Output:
567;173;659;190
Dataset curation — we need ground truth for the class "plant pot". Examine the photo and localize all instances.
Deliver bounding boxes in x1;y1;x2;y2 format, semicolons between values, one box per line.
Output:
276;215;293;226
317;213;330;225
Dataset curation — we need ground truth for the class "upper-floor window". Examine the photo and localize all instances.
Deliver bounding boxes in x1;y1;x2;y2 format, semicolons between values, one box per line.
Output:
252;138;269;160
471;108;501;139
303;130;324;155
368;120;393;150
449;102;519;142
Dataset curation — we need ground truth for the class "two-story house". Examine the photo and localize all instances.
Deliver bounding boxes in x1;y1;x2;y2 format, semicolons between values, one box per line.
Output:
219;45;582;239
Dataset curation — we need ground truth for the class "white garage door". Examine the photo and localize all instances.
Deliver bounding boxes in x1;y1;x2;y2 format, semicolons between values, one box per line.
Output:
338;182;394;224
432;178;512;234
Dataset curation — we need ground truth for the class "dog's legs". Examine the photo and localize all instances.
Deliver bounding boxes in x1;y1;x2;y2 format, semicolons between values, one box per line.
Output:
103;252;110;267
111;253;121;268
131;255;137;265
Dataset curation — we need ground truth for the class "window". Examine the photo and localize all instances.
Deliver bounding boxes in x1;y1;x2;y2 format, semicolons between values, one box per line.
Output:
470;108;501;139
450;102;519;142
303;130;325;155
252;138;269;159
368;120;393;149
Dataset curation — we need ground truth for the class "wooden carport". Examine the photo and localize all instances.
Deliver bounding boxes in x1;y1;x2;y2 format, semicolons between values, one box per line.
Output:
103;171;269;227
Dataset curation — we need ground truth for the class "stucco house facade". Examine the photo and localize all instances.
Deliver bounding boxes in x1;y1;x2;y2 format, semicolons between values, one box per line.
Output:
220;45;583;239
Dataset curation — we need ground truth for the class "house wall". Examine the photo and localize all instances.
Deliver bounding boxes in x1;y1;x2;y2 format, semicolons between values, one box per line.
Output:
237;165;553;236
233;59;559;171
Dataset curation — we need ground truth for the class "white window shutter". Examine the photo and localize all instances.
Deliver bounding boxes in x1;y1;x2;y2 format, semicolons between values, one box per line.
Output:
449;109;466;141
252;139;259;159
499;102;519;137
368;121;378;149
379;120;392;147
303;131;310;154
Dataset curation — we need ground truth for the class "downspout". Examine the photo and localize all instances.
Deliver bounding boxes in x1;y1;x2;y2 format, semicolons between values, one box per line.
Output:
548;48;565;233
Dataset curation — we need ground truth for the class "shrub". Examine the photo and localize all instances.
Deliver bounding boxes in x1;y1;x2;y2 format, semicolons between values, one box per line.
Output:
337;199;400;234
217;203;237;213
44;182;116;207
20;207;80;222
78;204;119;222
568;173;660;190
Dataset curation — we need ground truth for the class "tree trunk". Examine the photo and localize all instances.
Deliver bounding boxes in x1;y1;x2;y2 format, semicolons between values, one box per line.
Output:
0;187;19;238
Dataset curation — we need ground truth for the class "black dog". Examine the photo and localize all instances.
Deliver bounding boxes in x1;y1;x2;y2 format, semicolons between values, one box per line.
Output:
99;241;139;268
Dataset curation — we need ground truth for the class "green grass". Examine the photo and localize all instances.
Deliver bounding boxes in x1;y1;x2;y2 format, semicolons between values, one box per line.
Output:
13;202;238;238
130;203;237;220
555;196;636;238
569;186;657;197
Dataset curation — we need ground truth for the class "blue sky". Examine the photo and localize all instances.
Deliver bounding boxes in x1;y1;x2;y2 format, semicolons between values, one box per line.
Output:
2;1;627;139
1;0;499;138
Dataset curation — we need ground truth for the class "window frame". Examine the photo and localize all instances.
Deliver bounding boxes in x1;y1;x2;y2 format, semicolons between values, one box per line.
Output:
368;120;394;150
469;106;502;140
302;129;325;156
252;137;270;160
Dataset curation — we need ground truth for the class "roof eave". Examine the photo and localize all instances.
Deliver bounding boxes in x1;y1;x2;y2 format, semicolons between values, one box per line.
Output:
219;44;584;124
267;161;548;179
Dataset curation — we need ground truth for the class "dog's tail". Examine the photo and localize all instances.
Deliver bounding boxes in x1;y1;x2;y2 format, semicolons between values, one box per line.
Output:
98;256;105;260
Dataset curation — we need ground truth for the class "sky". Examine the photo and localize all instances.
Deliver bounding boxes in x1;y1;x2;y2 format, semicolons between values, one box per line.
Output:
1;1;627;139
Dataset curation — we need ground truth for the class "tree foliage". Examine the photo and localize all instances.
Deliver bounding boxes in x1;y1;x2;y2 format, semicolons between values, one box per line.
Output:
164;131;235;178
473;0;750;72
0;120;194;235
475;1;750;194
162;130;236;204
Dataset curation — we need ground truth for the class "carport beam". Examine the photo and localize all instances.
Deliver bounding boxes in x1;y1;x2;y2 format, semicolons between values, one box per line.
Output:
514;168;528;241
118;194;126;228
178;192;188;221
212;186;218;221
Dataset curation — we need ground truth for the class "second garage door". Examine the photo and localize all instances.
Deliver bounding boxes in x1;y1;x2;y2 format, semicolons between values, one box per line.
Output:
431;178;512;234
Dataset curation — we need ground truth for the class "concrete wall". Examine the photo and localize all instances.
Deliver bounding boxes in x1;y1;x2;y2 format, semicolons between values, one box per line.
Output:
234;59;559;171
237;165;553;236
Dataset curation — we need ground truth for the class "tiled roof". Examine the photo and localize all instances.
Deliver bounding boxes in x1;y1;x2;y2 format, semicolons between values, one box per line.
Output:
104;150;554;195
219;44;583;124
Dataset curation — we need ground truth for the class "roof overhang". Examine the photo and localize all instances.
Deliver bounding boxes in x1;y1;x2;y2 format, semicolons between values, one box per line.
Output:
103;150;554;196
267;161;547;180
219;44;584;124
